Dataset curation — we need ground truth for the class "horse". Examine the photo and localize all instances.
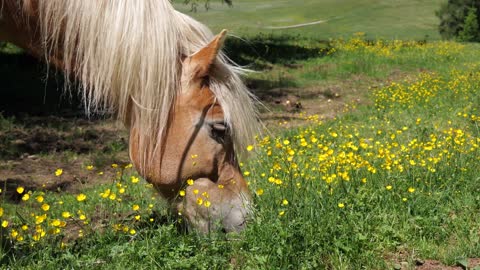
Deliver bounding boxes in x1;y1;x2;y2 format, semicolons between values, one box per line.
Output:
0;0;260;233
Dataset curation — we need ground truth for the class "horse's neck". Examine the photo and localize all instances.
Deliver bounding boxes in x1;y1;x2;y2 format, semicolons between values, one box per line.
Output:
0;0;65;69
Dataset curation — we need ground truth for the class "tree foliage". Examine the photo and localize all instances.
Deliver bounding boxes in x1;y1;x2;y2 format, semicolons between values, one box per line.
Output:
436;0;480;40
458;7;480;41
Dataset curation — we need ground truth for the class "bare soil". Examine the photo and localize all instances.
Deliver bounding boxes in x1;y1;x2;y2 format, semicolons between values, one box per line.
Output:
0;116;130;199
415;258;480;270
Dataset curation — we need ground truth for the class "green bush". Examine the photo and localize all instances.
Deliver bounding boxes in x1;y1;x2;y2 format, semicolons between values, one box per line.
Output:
458;7;480;41
436;0;480;40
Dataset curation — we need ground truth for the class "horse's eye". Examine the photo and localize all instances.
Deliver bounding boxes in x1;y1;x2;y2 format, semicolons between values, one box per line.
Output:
211;122;227;132
209;121;229;143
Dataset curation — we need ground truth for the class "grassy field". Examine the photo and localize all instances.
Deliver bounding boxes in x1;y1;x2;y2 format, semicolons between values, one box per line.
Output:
3;1;480;269
173;0;444;40
2;36;480;268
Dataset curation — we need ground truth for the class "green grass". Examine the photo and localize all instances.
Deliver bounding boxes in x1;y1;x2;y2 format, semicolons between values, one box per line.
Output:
174;0;444;40
2;38;480;269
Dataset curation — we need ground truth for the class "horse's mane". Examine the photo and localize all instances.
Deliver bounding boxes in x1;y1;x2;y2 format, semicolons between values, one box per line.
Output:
26;0;259;168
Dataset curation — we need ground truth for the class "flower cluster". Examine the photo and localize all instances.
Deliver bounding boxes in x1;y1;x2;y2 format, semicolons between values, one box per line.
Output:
0;163;157;248
245;56;480;218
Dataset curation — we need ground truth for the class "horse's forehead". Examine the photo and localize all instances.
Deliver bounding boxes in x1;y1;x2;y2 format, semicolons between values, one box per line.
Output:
181;86;217;107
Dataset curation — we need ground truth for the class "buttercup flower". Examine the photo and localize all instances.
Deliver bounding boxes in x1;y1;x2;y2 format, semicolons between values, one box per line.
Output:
76;193;87;202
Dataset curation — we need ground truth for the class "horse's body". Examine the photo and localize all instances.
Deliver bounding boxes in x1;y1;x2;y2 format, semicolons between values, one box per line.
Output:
0;0;259;232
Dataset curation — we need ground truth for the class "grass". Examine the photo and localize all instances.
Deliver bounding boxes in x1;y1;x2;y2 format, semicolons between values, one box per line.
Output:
173;0;444;40
1;36;480;268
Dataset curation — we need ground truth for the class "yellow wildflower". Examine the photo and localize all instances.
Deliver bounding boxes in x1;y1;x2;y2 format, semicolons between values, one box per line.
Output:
41;203;50;211
187;179;194;186
51;219;61;227
131;176;140;183
35;214;46;224
101;189;111;198
22;193;30;201
338;203;345;208
132;204;140;211
16;187;24;194
179;190;186;197
246;145;254;151
1;220;8;228
76;193;87;202
55;168;63;176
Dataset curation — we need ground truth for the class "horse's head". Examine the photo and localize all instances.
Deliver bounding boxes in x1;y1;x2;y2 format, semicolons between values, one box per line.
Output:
129;30;253;233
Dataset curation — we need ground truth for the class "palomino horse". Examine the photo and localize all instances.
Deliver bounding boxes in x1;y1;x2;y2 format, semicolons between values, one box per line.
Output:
0;0;260;232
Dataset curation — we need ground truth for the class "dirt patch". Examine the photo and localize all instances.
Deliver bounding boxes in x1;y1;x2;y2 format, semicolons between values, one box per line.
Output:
255;70;417;129
415;259;480;270
0;117;130;195
0;116;127;159
0;154;131;199
388;249;480;270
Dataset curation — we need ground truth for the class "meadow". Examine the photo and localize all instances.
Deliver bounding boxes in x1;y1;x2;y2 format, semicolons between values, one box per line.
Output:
1;35;480;269
2;1;480;269
173;0;444;40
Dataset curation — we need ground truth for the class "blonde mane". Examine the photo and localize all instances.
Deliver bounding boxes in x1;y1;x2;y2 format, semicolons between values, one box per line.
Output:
27;0;259;168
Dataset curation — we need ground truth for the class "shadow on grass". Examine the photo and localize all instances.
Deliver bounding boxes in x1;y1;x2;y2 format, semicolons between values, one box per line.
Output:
224;33;329;68
224;34;331;101
0;52;84;118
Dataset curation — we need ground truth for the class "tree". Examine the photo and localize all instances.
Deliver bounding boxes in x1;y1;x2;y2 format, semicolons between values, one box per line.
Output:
458;7;480;41
436;0;480;40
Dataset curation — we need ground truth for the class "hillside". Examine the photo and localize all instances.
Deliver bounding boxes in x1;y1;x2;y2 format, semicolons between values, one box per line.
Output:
174;0;444;40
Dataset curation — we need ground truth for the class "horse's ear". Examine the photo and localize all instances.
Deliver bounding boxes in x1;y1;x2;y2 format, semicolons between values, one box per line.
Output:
189;29;227;78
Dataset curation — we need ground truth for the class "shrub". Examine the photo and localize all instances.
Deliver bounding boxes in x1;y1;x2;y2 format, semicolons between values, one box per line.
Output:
457;7;480;41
